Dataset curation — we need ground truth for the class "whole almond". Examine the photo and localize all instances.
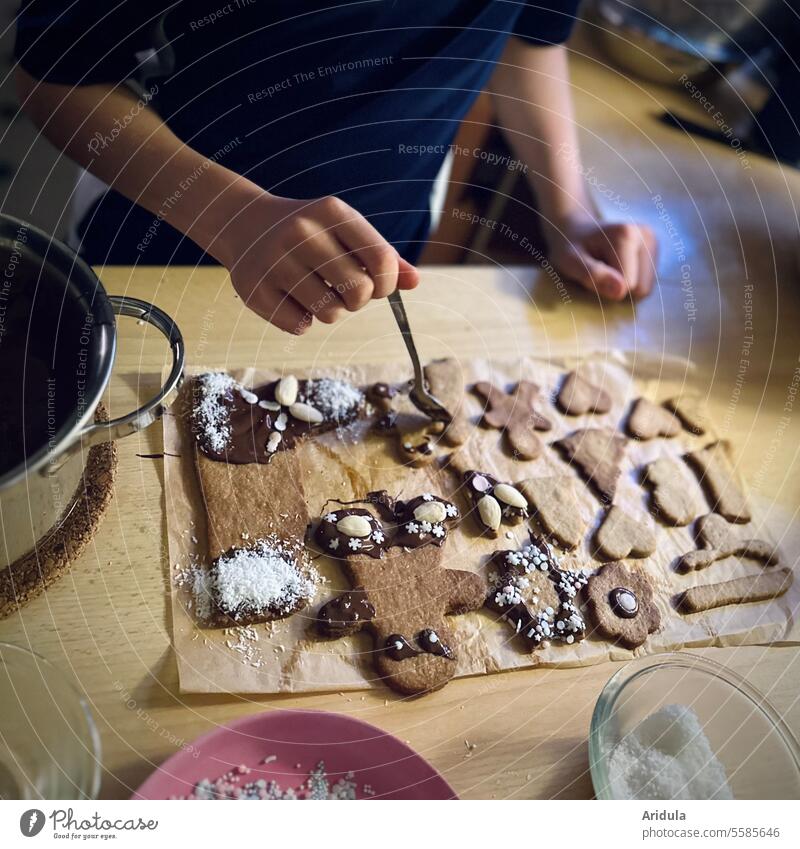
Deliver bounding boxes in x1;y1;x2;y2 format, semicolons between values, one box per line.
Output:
289;402;324;424
275;375;299;407
493;483;528;510
477;494;502;531
336;514;372;538
413;501;448;525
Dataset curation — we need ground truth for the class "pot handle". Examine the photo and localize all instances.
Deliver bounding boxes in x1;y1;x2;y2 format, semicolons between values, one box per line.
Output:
78;295;185;449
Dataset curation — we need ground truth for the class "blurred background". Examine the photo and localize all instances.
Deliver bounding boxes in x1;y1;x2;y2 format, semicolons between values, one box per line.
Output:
1;0;797;253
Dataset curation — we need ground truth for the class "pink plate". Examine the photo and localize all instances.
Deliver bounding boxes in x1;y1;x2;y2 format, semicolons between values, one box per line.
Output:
133;709;457;800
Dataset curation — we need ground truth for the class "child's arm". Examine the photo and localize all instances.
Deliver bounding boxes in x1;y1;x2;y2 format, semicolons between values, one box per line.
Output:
15;67;417;333
488;39;656;301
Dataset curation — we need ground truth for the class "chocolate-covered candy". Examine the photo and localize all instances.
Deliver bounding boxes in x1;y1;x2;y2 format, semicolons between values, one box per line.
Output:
609;586;638;618
384;634;419;661
317;588;375;637
392;493;459;549
314;508;387;558
367;382;398;405
461;469;529;535
417;628;453;659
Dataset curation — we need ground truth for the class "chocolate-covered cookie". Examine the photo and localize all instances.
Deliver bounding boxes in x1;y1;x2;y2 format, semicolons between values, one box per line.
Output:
484;537;588;650
314;508;387;558
585;562;660;649
454;465;529;537
313;505;486;695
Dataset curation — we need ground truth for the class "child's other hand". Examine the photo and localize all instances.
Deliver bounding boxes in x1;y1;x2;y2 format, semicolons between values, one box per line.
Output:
216;192;419;333
546;213;658;302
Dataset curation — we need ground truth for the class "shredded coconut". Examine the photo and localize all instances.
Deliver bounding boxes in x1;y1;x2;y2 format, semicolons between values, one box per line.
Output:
209;538;318;620
192;372;239;453
299;378;364;422
607;704;733;800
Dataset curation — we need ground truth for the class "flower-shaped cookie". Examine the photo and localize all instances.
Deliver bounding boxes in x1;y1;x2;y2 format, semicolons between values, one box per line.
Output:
585;562;660;649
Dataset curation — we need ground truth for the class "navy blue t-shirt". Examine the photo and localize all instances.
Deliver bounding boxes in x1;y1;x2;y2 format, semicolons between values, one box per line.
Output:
15;1;580;263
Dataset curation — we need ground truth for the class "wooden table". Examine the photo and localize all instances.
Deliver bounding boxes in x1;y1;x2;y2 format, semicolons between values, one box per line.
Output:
3;51;800;799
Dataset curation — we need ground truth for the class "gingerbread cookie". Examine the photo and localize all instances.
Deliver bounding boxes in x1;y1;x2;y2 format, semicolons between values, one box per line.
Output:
192;371;363;463
677;569;793;614
200;537;318;627
556;371;612;416
313;507;486;695
664;395;708;435
368;359;470;466
685;441;751;523
643;456;701;526
484;537;588;649
517;475;588;550
451;465;529;536
473;381;552;460
585;562;661;649
555;428;627;503
595;506;656;561
626;398;682;440
677;514;780;572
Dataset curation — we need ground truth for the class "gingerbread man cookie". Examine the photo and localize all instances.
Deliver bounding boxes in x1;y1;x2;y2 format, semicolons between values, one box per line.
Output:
585;562;661;649
485;536;588;650
313;504;486;695
677;513;780;572
473;381;552;460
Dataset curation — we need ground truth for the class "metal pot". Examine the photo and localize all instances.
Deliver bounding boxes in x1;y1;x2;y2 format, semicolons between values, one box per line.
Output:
0;214;184;568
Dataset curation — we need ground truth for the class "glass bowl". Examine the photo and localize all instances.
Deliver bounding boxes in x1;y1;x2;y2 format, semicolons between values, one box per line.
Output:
0;642;101;799
590;652;800;800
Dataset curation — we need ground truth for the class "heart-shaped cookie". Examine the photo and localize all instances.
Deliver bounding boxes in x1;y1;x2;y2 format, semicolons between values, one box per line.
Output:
627;398;681;440
556;371;612;416
595;505;656;560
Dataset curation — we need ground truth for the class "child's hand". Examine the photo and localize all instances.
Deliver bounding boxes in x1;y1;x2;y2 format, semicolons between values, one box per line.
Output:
216;192;419;333
546;213;657;301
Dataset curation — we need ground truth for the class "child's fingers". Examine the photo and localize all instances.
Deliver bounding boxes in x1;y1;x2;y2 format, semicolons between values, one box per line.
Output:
288;274;349;324
252;289;312;334
397;255;420;290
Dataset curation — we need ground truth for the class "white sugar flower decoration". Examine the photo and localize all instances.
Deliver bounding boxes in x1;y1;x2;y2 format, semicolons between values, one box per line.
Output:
420;521;432;533
432;524;445;538
328;538;339;550
445;503;458;517
372;530;385;543
324;512;338;523
348;538;362;551
422;493;434;501
405;522;419;534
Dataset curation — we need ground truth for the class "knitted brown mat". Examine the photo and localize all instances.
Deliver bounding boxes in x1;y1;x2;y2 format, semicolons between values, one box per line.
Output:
0;404;117;619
